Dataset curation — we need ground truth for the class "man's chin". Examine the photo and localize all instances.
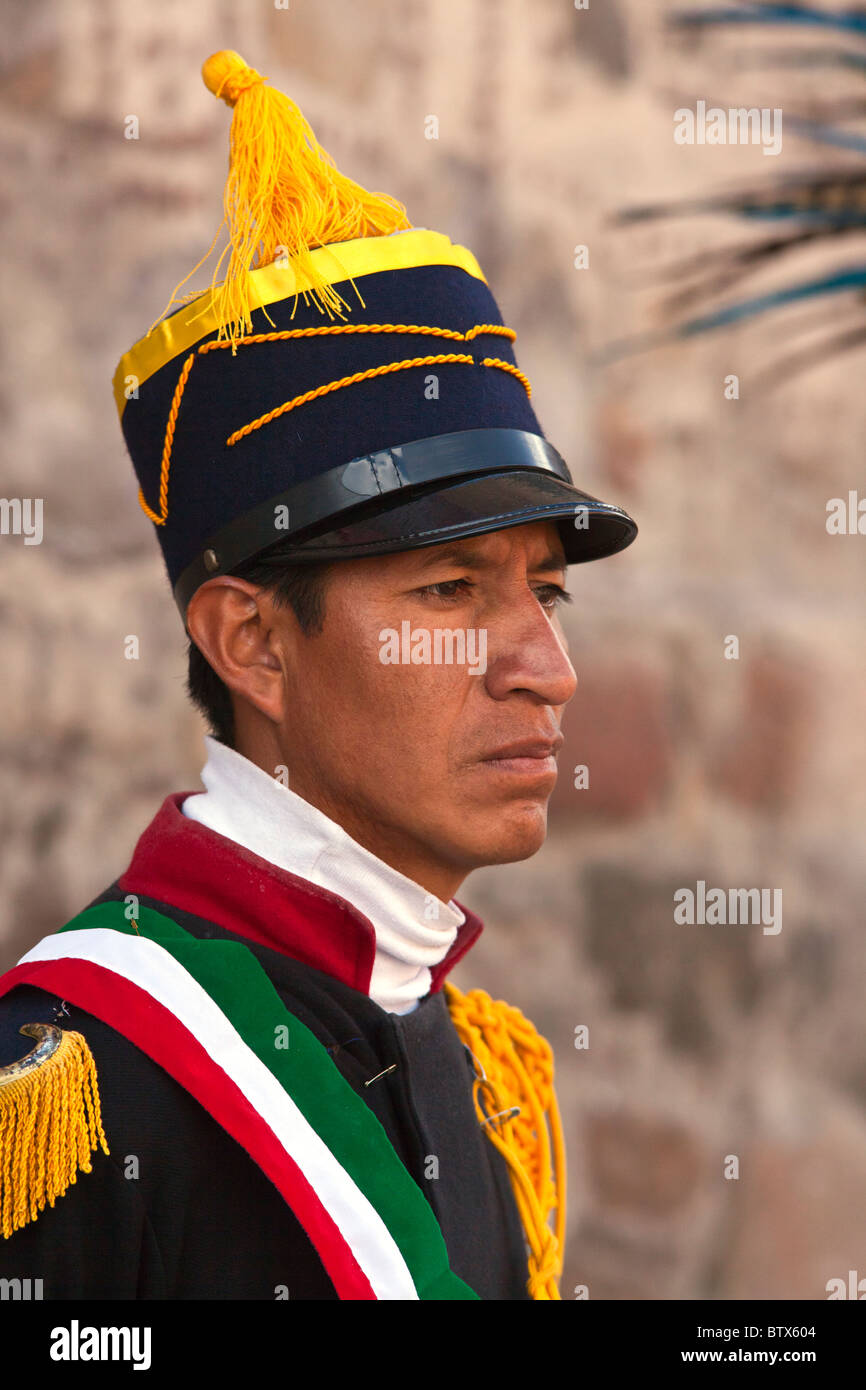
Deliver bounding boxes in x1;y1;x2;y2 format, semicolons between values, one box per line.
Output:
459;801;550;868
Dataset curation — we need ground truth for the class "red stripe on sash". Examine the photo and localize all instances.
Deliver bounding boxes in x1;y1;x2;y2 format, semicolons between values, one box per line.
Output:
0;961;378;1300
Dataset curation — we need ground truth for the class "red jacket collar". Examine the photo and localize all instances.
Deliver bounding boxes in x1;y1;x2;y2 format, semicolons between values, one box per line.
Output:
117;792;483;998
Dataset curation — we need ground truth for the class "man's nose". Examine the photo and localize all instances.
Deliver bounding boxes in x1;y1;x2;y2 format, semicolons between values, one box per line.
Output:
481;596;578;707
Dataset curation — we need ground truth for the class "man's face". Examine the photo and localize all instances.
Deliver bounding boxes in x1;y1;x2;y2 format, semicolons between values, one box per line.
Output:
249;519;578;899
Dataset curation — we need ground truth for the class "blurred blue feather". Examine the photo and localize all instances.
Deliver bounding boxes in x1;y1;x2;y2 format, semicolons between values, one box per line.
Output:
671;5;866;37
608;4;866;382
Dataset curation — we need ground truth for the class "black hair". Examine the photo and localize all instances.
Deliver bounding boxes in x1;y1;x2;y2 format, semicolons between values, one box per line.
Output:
185;548;335;750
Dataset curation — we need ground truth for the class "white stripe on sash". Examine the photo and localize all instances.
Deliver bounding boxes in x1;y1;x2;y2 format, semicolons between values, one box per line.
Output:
19;929;419;1300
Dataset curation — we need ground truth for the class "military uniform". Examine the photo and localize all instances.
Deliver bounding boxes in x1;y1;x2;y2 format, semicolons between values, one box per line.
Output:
0;47;636;1300
0;794;529;1299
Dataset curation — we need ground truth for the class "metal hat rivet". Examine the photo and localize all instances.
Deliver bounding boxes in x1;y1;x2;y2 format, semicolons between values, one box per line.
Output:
203;548;220;572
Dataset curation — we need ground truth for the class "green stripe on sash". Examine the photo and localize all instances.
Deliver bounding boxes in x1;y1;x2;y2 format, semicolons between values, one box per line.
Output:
59;901;478;1301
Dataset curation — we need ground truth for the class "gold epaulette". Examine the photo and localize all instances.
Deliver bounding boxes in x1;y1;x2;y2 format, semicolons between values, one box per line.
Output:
444;983;566;1301
0;1023;110;1238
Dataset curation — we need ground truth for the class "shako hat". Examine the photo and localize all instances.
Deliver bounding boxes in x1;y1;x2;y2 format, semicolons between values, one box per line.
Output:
113;50;637;626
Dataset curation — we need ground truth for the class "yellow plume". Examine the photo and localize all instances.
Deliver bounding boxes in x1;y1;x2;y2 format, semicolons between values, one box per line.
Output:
152;49;413;352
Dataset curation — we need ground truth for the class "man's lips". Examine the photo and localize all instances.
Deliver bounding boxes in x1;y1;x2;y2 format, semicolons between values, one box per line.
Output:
478;734;563;776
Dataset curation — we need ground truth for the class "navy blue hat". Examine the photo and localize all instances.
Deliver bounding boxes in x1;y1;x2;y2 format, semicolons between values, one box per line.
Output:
112;51;636;625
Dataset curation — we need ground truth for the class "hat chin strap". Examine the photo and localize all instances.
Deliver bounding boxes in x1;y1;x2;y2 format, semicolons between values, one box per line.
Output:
173;427;574;620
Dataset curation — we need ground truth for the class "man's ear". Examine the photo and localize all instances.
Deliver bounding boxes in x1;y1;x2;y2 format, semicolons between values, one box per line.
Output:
186;577;285;726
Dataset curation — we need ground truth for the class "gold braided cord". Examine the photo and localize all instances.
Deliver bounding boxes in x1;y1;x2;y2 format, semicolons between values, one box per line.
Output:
207;321;515;345
137;323;525;526
479;357;532;398
226;353;473;447
225;352;531;448
444;982;566;1301
138;350;195;525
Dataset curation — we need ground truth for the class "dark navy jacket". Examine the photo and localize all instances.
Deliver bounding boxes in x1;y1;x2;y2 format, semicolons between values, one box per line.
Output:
0;794;530;1300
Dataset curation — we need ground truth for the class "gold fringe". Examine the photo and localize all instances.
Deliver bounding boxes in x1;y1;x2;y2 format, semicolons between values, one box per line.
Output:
0;1027;110;1239
445;984;566;1300
149;49;413;353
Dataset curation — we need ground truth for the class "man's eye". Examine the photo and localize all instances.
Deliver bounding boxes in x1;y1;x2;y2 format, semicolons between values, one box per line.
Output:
416;579;572;609
418;579;474;600
537;585;572;612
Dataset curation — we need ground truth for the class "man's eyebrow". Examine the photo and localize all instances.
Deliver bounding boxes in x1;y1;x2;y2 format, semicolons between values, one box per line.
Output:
411;543;568;575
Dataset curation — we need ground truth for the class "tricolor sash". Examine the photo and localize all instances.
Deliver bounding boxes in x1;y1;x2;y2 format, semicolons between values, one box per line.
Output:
0;901;478;1301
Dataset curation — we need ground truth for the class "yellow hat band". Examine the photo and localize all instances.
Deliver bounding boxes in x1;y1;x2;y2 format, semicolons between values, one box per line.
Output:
112;229;487;419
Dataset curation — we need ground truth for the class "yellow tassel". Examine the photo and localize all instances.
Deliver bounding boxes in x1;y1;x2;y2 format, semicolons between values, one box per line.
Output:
152;49;413;353
0;1025;110;1239
445;983;567;1301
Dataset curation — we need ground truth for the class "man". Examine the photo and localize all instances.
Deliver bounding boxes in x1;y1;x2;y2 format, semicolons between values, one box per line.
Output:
0;50;636;1300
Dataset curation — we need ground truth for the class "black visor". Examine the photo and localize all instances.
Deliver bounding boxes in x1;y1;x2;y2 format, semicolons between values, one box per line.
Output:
282;467;637;564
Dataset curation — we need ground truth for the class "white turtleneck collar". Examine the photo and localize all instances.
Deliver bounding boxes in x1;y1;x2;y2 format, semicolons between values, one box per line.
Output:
181;735;465;1016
